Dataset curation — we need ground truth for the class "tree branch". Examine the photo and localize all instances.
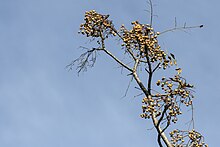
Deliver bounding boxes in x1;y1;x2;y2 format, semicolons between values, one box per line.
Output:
148;0;153;26
143;44;173;147
67;47;103;74
100;31;133;72
133;57;172;147
157;104;171;147
144;45;153;94
160;24;203;35
132;58;150;96
103;48;133;72
152;115;173;147
153;63;161;73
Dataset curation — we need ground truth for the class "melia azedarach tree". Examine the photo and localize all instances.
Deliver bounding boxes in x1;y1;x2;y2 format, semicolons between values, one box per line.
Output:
68;3;208;147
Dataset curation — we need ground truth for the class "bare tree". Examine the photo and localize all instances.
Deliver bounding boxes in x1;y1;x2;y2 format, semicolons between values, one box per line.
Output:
68;2;207;146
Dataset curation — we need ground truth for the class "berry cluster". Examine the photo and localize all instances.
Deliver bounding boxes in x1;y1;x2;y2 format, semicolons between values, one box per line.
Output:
120;21;176;69
156;73;194;106
141;71;195;123
79;10;115;38
140;95;160;119
170;129;208;147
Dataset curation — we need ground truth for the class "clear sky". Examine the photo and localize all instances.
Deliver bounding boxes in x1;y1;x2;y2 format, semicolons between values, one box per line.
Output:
0;0;219;146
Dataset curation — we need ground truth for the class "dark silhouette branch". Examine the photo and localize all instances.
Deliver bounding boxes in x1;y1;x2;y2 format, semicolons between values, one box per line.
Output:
160;24;204;35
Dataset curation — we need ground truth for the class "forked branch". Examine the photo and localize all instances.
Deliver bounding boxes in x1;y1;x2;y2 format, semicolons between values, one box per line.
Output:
70;9;208;147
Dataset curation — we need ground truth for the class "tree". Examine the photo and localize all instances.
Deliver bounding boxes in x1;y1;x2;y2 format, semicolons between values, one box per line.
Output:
68;1;207;146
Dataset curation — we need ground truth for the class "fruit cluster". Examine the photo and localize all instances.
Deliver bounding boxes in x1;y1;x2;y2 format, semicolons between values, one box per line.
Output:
120;21;176;69
170;129;208;147
79;10;115;38
140;95;160;119
141;71;195;123
156;74;194;106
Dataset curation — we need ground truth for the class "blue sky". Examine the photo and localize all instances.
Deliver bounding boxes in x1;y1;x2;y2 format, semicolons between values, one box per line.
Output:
0;0;219;146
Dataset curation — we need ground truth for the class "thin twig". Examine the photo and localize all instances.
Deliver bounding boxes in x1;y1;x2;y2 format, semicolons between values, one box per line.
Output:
153;63;161;73
100;31;133;72
148;0;153;26
66;47;103;74
160;24;203;35
121;76;134;99
103;48;133;72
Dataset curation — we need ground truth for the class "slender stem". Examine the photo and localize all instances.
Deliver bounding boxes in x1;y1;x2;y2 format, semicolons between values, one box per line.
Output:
144;45;152;94
132;58;149;96
103;48;133;72
100;32;133;72
160;25;203;35
148;0;153;26
153;63;161;73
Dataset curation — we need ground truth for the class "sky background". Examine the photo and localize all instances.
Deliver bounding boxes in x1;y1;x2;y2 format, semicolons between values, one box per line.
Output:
0;0;219;146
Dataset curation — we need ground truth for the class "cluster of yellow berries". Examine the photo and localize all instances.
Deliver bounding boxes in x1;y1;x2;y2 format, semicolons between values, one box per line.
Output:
141;71;195;122
149;74;194;123
156;74;194;106
170;129;208;147
140;95;181;123
120;21;176;69
140;95;161;119
79;10;115;38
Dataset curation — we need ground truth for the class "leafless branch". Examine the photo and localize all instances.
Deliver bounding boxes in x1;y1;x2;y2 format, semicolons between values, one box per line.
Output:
148;0;153;26
152;63;161;73
100;31;133;72
157;104;171;147
102;48;133;72
160;24;203;35
121;76;134;99
66;47;103;75
132;58;150;96
144;45;153;94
